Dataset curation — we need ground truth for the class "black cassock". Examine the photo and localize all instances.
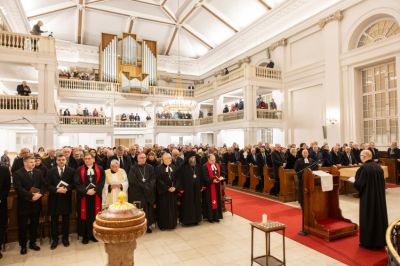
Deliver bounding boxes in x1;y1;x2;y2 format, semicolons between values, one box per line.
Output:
354;160;388;249
156;164;177;230
74;164;105;239
128;164;156;226
176;162;202;225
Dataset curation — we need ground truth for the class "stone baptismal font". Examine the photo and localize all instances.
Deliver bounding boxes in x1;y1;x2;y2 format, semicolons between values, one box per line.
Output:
93;192;147;266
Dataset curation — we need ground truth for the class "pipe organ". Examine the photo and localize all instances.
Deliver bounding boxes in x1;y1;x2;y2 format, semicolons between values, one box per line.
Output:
99;33;157;92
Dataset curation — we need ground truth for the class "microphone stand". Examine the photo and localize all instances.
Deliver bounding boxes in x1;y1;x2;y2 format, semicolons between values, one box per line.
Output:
295;158;323;236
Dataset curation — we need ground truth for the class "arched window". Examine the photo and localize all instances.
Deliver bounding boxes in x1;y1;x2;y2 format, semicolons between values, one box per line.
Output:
357;19;400;48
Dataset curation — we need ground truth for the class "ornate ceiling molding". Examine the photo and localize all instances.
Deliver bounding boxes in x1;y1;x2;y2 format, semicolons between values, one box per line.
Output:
318;10;343;29
268;38;287;51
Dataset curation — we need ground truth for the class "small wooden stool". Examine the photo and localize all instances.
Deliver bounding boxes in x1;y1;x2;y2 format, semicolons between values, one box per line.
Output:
223;196;233;216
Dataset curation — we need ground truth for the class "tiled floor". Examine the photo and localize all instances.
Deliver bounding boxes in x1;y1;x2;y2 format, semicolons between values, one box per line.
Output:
1;187;399;266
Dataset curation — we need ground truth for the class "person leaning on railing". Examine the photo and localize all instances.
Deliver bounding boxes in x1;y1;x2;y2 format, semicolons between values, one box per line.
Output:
16;81;32;110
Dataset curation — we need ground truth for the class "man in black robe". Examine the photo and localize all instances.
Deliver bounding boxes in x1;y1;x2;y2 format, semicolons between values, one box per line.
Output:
172;149;184;170
202;154;224;223
46;154;75;249
11;148;30;174
74;153;105;244
128;153;156;233
177;151;202;226
13;155;45;255
354;150;388;250
156;153;177;230
270;144;286;196
43;148;57;169
0;165;11;259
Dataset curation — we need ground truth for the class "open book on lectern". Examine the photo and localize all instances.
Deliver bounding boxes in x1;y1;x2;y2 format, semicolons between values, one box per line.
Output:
312;170;333;192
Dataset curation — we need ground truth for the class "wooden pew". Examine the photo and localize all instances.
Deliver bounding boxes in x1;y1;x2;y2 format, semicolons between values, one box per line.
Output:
303;167;358;241
380;158;398;184
237;162;248;188
277;167;297;202
263;166;274;193
227;162;238;185
249;164;260;191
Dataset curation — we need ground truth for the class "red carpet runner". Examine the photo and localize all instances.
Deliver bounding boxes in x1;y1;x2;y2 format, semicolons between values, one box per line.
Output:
225;188;387;266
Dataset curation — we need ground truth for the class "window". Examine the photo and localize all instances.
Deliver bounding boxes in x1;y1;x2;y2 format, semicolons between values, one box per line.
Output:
362;62;398;146
357;19;400;48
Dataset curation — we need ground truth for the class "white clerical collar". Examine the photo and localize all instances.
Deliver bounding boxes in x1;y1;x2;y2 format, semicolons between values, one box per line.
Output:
165;165;173;172
211;164;217;170
304;158;309;164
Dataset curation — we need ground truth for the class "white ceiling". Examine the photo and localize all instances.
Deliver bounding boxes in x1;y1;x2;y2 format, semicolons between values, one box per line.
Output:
20;0;286;59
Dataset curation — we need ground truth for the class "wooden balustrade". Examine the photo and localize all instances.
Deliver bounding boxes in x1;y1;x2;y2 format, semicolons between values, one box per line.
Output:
155;118;194;126
59;78;119;92
386;218;400;265
114;121;147;128
0;95;38;110
256;109;283;119
152;86;194;97
0;31;54;54
195;116;213;125
58;115;111;125
216;67;245;87
217;110;244;122
195;81;215;95
252;65;282;80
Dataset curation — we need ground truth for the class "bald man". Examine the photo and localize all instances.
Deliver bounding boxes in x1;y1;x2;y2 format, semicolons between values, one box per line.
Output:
353;150;388;250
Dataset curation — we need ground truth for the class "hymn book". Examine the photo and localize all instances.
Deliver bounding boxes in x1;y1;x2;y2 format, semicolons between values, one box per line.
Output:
56;180;69;188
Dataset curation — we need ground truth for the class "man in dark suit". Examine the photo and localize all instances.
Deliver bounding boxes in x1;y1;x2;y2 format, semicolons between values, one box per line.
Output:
108;146;131;174
270;144;286;196
342;147;359;166
43;148;57;169
0;165;11;259
308;144;320;162
172;149;184;170
255;147;268;192
13;155;45;255
368;142;380;162
388;142;400;159
62;147;78;169
351;143;361;163
222;147;236;164
46;154;75;250
16;81;31;96
11;148;30;174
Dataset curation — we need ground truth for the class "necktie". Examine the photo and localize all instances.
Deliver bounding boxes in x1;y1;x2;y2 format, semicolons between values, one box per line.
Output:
349;154;352;164
60;168;64;177
119;157;123;167
263;155;266;164
28;171;33;179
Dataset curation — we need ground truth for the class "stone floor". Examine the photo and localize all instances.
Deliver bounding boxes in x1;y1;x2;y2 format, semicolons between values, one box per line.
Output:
1;187;399;266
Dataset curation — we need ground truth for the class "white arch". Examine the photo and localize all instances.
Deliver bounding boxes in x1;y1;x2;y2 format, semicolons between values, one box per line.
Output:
343;7;400;52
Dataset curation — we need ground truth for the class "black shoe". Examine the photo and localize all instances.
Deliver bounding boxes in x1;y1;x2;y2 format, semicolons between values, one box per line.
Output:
50;240;58;250
208;219;214;223
62;239;70;247
0;251;2;259
90;237;98;242
82;238;89;244
214;219;220;223
20;247;27;255
29;243;40;251
146;228;152;233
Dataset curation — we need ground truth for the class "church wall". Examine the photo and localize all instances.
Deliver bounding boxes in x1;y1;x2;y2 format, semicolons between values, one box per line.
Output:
55;133;112;148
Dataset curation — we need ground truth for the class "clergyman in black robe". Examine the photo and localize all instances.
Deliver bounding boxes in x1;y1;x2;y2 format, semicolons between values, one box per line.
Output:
354;149;388;250
176;151;202;226
202;154;223;223
294;149;318;208
74;153;105;244
0;165;11;258
156;153;177;230
128;153;156;233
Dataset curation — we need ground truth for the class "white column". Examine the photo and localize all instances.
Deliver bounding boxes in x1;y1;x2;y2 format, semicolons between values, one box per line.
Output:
36;64;45;113
243;85;255;121
214;96;221;123
36;123;54;148
44;64;56;114
322;20;342;144
395;54;400;142
244;127;257;145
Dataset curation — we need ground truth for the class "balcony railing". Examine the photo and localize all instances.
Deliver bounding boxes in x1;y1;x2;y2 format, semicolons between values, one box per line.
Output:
58;115;111;125
251;66;282;80
0;95;38;110
216;67;245;87
152;86;194;97
114;121;147;128
217;110;244;122
59;79;119;93
155;118;194;126
256;109;283;119
195;116;213;125
0;31;55;54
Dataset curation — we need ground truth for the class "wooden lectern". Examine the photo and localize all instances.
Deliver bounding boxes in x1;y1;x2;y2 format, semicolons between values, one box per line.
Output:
303;168;358;241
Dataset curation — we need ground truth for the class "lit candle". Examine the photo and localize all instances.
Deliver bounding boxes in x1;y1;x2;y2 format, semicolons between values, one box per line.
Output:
262;214;267;224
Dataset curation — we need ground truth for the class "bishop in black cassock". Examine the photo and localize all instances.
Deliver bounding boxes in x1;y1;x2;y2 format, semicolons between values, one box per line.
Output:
128;153;156;233
156;153;178;230
176;151;202;226
74;153;105;244
354;150;388;250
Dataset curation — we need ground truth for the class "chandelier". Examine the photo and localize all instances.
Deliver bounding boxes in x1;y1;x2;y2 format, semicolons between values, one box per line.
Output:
163;0;196;113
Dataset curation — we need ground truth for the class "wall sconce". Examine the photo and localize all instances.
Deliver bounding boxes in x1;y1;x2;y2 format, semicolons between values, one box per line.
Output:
327;118;338;125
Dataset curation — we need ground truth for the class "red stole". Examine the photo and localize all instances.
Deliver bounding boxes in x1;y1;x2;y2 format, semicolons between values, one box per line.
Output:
80;165;101;220
206;162;220;210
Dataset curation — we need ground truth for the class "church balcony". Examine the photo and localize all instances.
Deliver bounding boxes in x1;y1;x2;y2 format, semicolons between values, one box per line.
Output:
218;110;244;122
59;78;119;94
256;109;283;120
58;115;111;126
0;31;55;55
194;116;213;126
155;118;194;127
0;95;38;111
195;65;282;97
113;121;147;128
